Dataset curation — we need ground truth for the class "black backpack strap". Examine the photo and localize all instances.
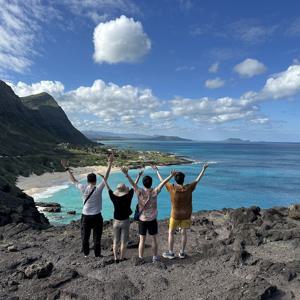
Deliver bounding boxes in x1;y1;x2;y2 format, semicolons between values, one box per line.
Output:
84;187;96;206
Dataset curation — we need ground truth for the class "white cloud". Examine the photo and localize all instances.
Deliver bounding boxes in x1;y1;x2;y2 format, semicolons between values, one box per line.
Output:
8;80;65;98
228;20;277;44
0;54;31;74
178;0;193;11
0;1;140;75
208;62;219;73
171;96;256;124
175;65;195;72
0;1;50;74
59;80;159;129
191;19;277;45
293;58;300;65
61;0;139;23
287;18;300;37
93;15;151;64
250;118;269;124
150;111;172;119
8;63;300;133
260;65;300;99
6;78;261;130
234;58;266;78
205;77;225;89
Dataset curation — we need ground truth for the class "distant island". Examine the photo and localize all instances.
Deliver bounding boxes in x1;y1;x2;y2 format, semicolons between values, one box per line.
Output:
222;138;252;144
83;130;192;142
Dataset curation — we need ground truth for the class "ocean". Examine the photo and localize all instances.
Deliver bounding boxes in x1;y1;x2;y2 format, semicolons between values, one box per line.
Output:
36;140;300;225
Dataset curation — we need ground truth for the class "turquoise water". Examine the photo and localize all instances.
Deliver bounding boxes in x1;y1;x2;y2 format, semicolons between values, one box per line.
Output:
39;140;300;225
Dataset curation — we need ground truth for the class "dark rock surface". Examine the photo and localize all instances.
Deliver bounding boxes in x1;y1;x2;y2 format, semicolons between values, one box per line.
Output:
0;206;299;299
0;189;49;227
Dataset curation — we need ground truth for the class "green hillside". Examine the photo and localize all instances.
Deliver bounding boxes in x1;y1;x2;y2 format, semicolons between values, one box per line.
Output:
0;81;92;157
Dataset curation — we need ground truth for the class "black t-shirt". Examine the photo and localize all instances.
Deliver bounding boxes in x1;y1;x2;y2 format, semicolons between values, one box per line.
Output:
109;188;134;220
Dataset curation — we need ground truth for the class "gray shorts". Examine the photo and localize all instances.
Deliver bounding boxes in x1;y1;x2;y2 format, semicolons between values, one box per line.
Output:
113;219;130;245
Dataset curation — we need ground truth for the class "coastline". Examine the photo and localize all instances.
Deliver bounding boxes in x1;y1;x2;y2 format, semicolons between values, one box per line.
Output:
16;158;193;199
16;146;197;199
16;165;120;198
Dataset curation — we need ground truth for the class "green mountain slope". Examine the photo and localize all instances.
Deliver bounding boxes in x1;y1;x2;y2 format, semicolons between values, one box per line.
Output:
21;92;91;146
0;81;92;156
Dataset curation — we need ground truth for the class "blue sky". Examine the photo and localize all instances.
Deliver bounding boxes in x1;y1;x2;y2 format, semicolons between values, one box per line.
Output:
1;0;300;141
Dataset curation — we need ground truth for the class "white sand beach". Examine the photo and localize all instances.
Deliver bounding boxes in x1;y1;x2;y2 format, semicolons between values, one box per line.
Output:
16;166;120;198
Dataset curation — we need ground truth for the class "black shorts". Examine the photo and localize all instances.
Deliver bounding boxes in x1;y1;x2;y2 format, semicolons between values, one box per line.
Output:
139;219;158;236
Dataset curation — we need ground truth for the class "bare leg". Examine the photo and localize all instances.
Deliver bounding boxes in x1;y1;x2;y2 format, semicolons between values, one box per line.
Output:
113;242;118;260
138;235;146;258
181;229;187;253
120;242;127;260
152;235;158;257
168;230;175;252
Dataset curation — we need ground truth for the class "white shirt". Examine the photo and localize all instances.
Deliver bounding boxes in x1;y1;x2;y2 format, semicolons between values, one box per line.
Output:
76;181;105;215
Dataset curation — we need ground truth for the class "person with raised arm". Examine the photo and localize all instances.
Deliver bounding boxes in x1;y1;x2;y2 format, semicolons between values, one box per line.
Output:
121;166;176;263
152;163;209;259
61;153;114;257
98;169;144;263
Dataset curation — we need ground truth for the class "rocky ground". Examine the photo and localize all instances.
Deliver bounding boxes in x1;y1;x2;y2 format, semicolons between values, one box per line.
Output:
0;188;49;227
0;206;299;300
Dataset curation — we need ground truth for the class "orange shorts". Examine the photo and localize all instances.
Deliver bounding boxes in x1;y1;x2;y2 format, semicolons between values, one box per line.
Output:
169;217;191;231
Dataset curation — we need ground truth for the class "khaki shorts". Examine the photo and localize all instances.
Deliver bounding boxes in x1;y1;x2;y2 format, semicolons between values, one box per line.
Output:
113;219;130;245
169;217;191;231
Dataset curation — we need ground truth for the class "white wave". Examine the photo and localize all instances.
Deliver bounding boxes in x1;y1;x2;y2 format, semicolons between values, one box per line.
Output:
32;184;70;200
191;160;219;165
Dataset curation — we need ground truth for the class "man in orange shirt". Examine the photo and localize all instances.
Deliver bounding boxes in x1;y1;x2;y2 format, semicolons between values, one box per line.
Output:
152;163;209;259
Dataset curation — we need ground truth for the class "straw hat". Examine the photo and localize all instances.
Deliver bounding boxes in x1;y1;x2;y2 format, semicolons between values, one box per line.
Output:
113;183;130;197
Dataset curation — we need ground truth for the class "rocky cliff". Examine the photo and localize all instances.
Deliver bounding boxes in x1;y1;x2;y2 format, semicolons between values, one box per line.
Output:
0;186;49;227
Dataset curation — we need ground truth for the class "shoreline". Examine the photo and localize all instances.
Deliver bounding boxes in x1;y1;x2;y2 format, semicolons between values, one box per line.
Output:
16;165;120;198
16;159;194;199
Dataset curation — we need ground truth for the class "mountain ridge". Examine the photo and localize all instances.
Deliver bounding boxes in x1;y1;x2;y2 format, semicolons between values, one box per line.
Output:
83;130;192;141
0;81;92;156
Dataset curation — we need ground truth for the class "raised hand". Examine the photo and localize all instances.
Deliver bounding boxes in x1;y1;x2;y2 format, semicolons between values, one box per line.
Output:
108;152;114;163
61;159;69;169
151;164;158;171
121;166;128;175
62;159;77;183
98;173;110;190
138;168;144;176
171;170;177;177
203;163;209;170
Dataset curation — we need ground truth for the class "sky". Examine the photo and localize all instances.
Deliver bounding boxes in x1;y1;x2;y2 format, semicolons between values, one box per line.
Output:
1;0;300;142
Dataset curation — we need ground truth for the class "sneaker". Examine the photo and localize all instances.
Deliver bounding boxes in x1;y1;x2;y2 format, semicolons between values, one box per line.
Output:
162;251;175;259
178;251;186;259
114;259;119;264
152;256;160;263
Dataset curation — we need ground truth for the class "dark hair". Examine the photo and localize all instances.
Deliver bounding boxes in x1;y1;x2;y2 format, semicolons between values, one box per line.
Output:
87;173;97;184
175;172;185;185
142;175;153;188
